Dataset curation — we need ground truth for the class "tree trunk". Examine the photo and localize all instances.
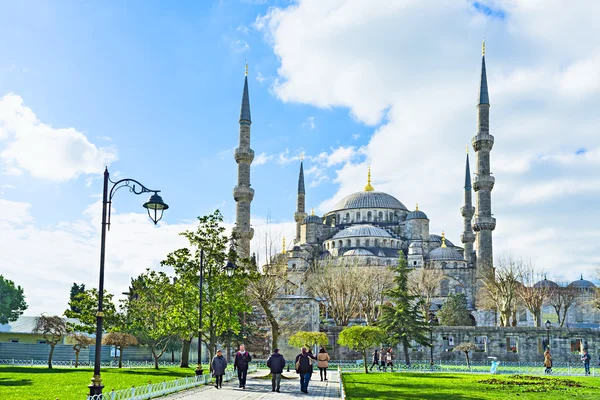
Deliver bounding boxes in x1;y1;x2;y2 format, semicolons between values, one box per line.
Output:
153;349;160;370
465;352;470;369
402;338;410;366
511;310;517;326
48;344;55;369
362;350;368;374
261;300;280;352
180;338;191;367
118;346;123;368
75;349;80;368
171;349;175;362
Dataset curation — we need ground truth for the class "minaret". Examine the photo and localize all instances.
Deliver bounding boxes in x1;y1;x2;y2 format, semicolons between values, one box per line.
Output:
472;40;496;270
232;63;255;258
460;147;475;264
294;157;308;244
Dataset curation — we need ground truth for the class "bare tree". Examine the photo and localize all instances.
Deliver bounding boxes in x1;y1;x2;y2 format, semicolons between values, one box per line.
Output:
408;267;443;318
102;332;139;368
358;266;395;325
548;281;579;327
517;265;550;327
33;314;68;368
478;256;523;327
69;333;94;367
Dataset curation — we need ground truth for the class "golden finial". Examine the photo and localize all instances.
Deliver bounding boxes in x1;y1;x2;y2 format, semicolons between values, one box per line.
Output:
482;39;485;56
300;151;305;162
245;60;248;76
416;203;419;211
441;231;447;248
466;145;469;154
364;166;374;192
311;208;315;216
282;237;286;254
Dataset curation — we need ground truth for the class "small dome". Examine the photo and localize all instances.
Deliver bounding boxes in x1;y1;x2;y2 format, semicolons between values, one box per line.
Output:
533;278;559;289
303;215;322;224
332;224;392;239
568;276;596;289
430;234;455;247
426;246;464;261
344;249;375;256
331;191;408;212
406;210;428;220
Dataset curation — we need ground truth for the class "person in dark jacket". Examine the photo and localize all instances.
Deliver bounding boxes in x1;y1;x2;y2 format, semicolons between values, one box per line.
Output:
582;349;591;375
370;349;379;371
307;348;315;380
233;344;252;389
211;349;227;389
295;347;317;393
266;348;286;392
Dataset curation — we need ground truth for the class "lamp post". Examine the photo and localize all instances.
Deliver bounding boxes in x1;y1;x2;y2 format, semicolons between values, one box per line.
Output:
195;248;237;376
429;317;434;370
545;320;551;351
89;168;168;397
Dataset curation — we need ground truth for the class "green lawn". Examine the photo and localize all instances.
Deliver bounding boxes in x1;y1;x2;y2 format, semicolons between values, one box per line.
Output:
0;365;209;400
342;372;600;399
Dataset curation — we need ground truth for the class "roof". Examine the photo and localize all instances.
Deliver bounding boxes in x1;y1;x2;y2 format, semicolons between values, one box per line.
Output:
303;215;322;224
430;234;455;247
298;161;305;194
568;276;596;289
533;278;559;289
479;55;489;105
239;75;251;123
465;153;472;190
344;249;375;256
0;315;81;334
331;191;408;212
406;210;428;220
426;247;464;261
332;224;392;239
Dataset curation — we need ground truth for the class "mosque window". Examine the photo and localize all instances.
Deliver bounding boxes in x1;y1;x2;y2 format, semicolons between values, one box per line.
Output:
365;239;370;246
367;211;372;221
374;239;379;247
413;261;418;266
336;214;340;224
397;242;401;249
383;239;388;247
356;212;361;221
338;240;343;248
440;280;449;296
378;211;383;221
355;239;360;246
345;213;350;222
506;337;518;353
346;239;351;247
441;262;447;269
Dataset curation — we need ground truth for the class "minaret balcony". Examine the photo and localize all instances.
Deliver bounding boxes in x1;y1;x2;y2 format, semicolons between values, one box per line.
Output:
471;134;494;152
233;186;255;202
232;224;254;239
234;148;255;164
460;232;475;243
294;211;308;223
472;216;496;232
472;175;495;191
460;205;475;218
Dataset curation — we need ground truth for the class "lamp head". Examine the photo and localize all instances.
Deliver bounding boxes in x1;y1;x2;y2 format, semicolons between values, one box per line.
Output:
143;192;169;224
545;320;551;330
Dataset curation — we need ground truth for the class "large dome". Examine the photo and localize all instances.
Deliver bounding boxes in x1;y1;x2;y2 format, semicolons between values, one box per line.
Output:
332;224;392;239
568;276;596;290
331;191;408;212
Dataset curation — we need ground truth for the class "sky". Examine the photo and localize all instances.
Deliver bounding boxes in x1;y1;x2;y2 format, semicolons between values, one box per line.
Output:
1;0;599;316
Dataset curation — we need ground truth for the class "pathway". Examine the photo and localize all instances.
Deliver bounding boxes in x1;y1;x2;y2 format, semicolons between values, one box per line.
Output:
160;370;341;400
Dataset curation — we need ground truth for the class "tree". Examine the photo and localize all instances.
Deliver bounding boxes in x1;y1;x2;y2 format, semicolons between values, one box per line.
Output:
517;267;550;327
0;275;28;324
379;253;430;366
548;281;579;327
68;283;86;313
454;342;478;368
408;267;443;319
63;288;118;334
478;256;523;326
69;333;94;367
288;331;329;349
437;293;472;326
33;315;67;368
337;326;385;373
358;267;395;325
102;332;138;368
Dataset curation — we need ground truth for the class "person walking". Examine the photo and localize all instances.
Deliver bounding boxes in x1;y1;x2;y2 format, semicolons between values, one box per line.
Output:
266;348;286;393
211;349;227;389
543;348;552;374
307;348;315;381
370;349;380;371
234;344;252;389
317;347;331;381
386;348;394;372
582;349;591;375
380;348;387;372
295;347;317;394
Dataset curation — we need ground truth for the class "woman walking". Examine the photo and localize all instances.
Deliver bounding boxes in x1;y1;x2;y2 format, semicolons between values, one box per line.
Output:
317;347;331;381
295;347;317;394
211;349;227;389
380;348;387;371
543;348;552;374
386;348;394;372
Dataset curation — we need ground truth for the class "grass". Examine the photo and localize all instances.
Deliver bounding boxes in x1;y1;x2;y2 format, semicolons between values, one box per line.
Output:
0;365;209;400
342;372;600;399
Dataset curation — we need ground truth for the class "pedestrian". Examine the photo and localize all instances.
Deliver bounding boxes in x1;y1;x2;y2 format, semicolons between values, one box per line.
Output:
543;348;552;374
581;349;591;375
317;347;331;381
386;348;394;372
380;348;387;372
266;348;286;393
370;349;379;371
295;347;317;394
211;349;227;389
307;348;315;381
234;344;252;389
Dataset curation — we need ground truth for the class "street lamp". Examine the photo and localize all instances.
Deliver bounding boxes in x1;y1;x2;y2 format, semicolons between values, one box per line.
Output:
429;317;434;370
545;320;551;350
89;168;168;397
195;247;238;376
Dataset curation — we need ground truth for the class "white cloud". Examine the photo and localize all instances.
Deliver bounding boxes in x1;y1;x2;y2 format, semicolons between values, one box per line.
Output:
253;151;273;166
302;116;316;130
0;94;117;181
256;72;266;84
232;40;250;53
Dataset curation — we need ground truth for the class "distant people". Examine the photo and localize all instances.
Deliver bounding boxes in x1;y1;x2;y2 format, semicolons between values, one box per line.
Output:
211;349;227;389
295;347;317;393
386;348;394;372
543;348;552;374
317;347;331;381
234;344;252;389
266;348;285;393
380;348;386;371
370;349;379;371
582;349;591;375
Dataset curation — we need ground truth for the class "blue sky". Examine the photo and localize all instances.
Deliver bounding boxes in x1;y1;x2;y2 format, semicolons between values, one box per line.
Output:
2;0;600;315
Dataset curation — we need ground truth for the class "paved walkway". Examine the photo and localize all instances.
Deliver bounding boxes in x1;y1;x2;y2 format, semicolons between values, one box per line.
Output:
161;370;341;400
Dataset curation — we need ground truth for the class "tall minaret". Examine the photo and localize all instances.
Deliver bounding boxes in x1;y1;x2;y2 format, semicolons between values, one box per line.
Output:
471;40;496;270
294;157;307;244
232;63;255;258
460;148;475;265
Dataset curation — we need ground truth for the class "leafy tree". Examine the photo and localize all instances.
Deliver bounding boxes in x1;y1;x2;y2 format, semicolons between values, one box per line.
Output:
337;326;385;373
102;332;138;368
69;333;94;367
68;283;86;313
288;331;329;349
379;252;430;366
33;315;67;368
63;288;118;334
437;293;472;326
478;256;523;326
454;342;478;368
0;275;28;324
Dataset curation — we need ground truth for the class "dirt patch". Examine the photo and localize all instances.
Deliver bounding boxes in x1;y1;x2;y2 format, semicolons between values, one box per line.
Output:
478;375;584;393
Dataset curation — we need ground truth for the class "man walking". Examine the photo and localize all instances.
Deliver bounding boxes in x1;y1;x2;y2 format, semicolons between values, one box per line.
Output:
582;349;591;375
369;349;379;371
267;348;286;393
234;344;252;389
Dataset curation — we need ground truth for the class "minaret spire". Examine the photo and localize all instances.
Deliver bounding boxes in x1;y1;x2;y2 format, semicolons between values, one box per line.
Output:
461;149;475;264
294;157;308;244
232;64;255;257
472;42;496;271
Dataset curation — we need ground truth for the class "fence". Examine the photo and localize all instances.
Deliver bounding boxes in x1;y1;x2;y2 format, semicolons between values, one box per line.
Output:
338;366;346;400
85;366;258;400
0;359;182;368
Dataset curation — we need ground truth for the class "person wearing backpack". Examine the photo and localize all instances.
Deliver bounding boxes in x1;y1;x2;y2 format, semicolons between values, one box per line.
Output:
295;347;317;393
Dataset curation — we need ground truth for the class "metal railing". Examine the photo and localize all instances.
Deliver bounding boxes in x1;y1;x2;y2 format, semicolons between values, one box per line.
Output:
338;366;346;399
0;359;182;368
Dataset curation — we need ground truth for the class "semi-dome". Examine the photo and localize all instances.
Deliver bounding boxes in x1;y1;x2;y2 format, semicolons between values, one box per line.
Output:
406;209;428;220
568;276;596;290
430;234;455;247
426;246;464;261
303;215;322;224
533;278;559;289
331;191;408;212
332;224;392;239
344;249;375;256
